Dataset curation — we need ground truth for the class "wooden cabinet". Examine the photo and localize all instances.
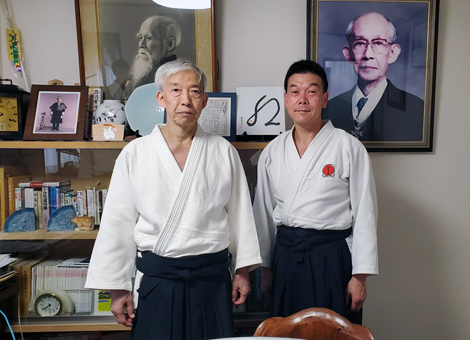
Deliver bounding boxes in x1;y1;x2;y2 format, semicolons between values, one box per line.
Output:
0;140;268;335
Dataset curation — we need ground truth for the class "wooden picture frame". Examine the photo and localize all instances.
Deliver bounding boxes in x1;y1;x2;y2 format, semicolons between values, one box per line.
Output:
23;85;89;141
308;0;439;151
75;0;217;98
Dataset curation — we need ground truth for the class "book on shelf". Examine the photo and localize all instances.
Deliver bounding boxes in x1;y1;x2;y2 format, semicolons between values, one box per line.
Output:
14;187;22;211
18;180;71;188
35;190;44;229
32;257;93;314
18;181;43;188
19;254;49;316
7;174;32;215
23;188;37;209
93;289;113;315
86;188;95;222
0;165;29;230
57;257;90;267
49;186;59;216
7;180;109;231
11;258;32;315
42;187;50;230
76;190;84;216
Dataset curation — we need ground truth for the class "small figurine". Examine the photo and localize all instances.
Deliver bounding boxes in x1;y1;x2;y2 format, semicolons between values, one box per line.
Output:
71;216;94;231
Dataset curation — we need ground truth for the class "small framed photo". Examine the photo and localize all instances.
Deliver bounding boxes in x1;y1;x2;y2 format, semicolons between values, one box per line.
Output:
23;85;89;141
199;92;236;141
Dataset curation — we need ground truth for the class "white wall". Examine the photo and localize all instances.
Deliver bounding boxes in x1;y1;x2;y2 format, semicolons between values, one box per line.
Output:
1;0;470;339
0;0;80;89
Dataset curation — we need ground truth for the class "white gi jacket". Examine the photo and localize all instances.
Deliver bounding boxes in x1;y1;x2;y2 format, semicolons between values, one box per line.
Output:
253;121;378;275
85;125;262;295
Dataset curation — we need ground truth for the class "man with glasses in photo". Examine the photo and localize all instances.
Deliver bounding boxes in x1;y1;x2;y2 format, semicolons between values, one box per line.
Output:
323;12;424;142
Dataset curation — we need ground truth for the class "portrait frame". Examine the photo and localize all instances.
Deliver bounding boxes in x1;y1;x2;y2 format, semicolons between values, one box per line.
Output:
200;92;237;141
308;0;440;152
23;85;89;141
75;0;217;97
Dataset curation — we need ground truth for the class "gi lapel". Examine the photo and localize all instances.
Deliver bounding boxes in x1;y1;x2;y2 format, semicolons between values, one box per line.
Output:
154;125;205;254
281;122;335;226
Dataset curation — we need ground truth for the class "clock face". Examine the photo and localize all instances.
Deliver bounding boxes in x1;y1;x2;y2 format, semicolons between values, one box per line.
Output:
0;96;19;132
35;293;62;317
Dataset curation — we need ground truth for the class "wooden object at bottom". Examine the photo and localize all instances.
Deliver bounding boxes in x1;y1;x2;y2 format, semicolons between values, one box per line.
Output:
253;307;375;340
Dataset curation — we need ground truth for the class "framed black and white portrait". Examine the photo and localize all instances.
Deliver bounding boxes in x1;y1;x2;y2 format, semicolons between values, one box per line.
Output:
308;0;439;151
76;0;216;99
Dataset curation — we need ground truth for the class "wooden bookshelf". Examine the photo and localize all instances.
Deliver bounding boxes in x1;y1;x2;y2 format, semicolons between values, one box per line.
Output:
8;313;270;333
0;141;268;150
1;140;269;335
232;141;269;149
0;229;98;240
0;141;128;149
10;317;128;333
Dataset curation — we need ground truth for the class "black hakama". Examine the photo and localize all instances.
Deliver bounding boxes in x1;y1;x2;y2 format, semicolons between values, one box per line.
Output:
272;225;362;324
132;249;234;340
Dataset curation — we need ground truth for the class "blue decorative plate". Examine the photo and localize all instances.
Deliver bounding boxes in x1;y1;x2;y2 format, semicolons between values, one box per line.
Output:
125;83;165;136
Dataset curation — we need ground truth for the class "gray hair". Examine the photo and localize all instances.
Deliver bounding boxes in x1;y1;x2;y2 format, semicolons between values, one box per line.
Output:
154;58;207;93
345;13;397;43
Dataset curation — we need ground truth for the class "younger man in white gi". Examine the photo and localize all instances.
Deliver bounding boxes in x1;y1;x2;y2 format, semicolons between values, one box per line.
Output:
253;60;378;324
85;59;262;339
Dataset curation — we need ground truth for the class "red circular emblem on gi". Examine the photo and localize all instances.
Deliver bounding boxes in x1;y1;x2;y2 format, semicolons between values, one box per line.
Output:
322;164;335;176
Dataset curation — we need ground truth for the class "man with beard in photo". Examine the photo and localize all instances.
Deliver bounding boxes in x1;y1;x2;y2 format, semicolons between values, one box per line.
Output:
123;15;181;100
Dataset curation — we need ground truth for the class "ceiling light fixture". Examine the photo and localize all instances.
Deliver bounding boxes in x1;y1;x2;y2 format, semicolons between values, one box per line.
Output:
152;0;210;10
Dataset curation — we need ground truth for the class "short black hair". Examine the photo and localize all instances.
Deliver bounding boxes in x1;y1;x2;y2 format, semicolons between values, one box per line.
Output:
283;60;328;93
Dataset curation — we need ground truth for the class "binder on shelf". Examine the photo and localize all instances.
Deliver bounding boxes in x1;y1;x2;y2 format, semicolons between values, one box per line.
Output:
0;165;29;230
7;174;31;215
18;253;49;317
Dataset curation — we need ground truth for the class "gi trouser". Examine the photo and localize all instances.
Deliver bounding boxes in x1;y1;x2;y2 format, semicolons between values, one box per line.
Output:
132;249;234;340
272;225;362;324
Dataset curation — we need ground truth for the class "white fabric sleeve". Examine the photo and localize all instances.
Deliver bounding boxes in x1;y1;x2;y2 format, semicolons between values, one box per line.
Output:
85;148;139;291
225;146;262;272
252;149;277;268
349;146;379;275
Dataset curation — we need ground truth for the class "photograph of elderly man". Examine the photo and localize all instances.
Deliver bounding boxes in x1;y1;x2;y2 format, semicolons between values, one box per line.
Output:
322;11;425;142
123;15;181;100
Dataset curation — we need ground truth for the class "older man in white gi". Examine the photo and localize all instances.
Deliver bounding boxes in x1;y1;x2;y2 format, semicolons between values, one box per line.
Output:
86;59;262;339
253;60;378;324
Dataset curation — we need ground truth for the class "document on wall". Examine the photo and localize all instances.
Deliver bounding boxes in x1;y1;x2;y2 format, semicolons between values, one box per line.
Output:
199;97;232;137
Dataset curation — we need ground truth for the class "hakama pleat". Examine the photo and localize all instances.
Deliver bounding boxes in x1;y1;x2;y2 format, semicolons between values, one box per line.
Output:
272;226;362;324
132;249;234;340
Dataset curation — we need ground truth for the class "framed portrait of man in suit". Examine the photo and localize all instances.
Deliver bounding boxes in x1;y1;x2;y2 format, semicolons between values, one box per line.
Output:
308;0;439;151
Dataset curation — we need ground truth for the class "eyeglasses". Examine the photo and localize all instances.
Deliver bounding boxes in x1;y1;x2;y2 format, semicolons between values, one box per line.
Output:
351;38;393;54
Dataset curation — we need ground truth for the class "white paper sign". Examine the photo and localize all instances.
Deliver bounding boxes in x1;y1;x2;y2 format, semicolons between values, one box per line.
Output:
236;86;285;136
199;97;231;137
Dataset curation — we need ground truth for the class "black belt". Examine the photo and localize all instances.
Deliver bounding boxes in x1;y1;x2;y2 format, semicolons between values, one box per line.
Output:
277;225;352;262
136;249;231;297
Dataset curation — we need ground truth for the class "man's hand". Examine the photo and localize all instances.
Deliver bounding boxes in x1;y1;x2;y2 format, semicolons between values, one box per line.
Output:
345;274;368;312
232;267;251;305
259;266;273;301
110;290;135;327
